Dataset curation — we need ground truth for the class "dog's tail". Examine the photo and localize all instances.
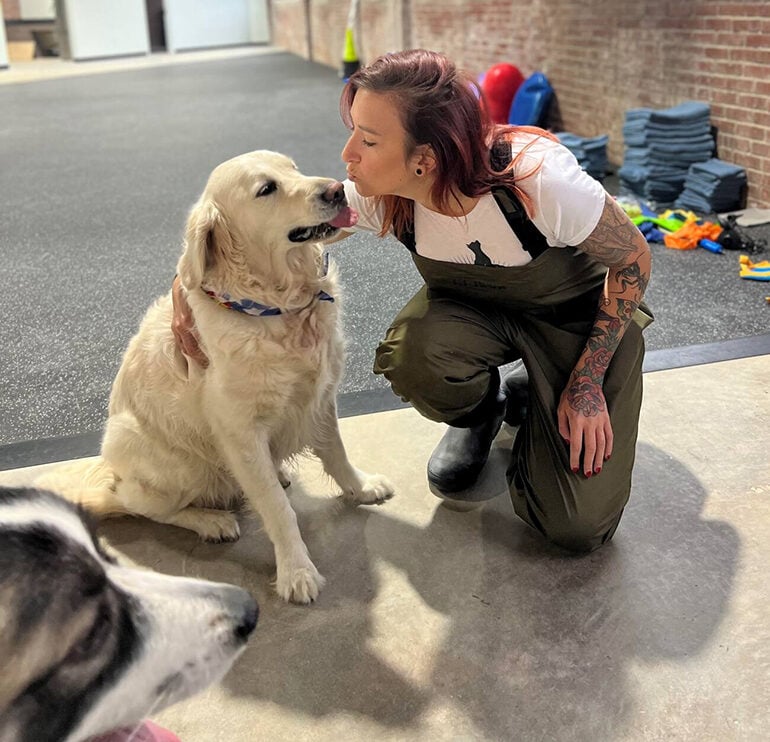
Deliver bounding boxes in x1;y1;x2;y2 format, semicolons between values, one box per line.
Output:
34;457;131;518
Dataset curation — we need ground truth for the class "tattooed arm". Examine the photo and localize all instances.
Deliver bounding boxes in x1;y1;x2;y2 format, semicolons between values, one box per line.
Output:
557;193;651;477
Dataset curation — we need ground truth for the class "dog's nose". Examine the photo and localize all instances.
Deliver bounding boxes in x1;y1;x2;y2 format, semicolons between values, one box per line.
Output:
235;595;259;641
321;181;345;205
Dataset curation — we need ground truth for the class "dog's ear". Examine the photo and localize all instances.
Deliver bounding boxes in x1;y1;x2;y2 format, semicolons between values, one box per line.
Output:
177;200;233;289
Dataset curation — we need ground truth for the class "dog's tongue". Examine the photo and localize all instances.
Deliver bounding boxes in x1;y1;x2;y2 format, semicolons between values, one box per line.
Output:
89;721;181;742
328;206;358;229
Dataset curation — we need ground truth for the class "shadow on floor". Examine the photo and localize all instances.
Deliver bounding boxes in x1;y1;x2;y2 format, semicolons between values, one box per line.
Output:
97;440;738;741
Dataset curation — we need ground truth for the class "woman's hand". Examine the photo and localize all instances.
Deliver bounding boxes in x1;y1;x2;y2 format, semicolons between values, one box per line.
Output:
171;276;209;368
557;373;613;477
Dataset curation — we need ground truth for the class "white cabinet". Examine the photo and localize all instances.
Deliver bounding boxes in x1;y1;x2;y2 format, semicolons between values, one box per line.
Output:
19;1;56;20
164;0;269;53
59;0;150;61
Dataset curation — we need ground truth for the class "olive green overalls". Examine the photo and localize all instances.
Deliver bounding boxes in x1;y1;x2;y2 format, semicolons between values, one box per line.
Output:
373;183;653;553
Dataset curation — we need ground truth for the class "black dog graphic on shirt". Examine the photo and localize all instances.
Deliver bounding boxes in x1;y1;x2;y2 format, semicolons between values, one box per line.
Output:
467;240;492;266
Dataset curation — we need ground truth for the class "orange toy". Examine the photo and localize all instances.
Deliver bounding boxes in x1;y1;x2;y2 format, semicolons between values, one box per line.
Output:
663;221;723;250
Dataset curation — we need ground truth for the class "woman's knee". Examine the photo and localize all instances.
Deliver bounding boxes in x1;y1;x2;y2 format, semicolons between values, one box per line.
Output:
374;319;433;383
374;325;497;423
543;507;625;553
374;316;463;405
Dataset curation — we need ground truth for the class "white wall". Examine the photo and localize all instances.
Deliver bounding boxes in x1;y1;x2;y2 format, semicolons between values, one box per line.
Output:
19;0;56;20
248;0;270;44
61;0;149;61
164;0;269;53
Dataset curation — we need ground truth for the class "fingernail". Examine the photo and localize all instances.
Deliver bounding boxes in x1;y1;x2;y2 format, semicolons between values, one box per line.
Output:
604;454;611;461
584;471;592;478
571;467;579;474
594;467;601;475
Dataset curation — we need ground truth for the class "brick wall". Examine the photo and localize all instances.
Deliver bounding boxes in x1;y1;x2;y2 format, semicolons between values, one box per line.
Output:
271;0;770;207
271;0;310;59
1;0;22;21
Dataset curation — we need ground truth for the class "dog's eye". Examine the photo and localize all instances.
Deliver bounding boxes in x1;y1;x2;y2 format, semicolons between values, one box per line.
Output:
256;181;277;198
68;604;111;662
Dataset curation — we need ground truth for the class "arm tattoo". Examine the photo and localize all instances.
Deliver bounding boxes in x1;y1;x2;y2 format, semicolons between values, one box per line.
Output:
566;376;606;417
566;194;652;414
578;194;640;265
616;262;649;295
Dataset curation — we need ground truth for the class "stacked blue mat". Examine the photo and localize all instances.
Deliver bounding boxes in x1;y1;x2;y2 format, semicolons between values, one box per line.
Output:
619;101;715;206
556;132;609;182
674;158;747;213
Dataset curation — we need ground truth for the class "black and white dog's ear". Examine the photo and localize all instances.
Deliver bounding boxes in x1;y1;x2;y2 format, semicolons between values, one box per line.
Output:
177;200;232;289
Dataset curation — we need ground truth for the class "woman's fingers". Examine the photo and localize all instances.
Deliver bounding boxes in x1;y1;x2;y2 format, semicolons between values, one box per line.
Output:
171;277;209;367
559;393;613;477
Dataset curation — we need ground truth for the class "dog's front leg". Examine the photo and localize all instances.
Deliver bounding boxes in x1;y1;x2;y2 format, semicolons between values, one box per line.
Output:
312;395;395;506
210;423;324;604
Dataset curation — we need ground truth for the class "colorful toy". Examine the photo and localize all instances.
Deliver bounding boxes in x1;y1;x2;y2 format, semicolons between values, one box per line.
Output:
508;72;554;127
664;220;722;250
481;63;524;124
631;215;685;233
739;255;770;281
699;239;723;254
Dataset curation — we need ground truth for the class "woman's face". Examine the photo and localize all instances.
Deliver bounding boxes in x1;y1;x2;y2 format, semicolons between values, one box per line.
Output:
341;89;420;198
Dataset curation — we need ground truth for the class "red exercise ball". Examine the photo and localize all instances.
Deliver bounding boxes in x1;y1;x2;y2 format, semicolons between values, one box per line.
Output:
481;63;524;124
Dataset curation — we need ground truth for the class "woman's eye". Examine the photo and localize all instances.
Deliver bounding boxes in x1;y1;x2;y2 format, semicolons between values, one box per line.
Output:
362;139;375;148
256;181;277;198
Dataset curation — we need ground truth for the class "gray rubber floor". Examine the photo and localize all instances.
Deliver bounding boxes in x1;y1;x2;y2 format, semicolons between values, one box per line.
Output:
1;50;768;451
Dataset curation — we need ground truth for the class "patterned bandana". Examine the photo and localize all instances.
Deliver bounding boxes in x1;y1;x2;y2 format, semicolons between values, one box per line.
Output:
202;253;334;316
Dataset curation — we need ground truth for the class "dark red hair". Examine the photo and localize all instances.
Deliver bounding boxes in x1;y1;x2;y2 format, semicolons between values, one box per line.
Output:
340;48;556;238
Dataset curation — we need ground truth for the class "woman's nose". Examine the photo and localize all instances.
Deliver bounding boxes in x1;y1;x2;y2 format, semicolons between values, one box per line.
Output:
342;136;357;163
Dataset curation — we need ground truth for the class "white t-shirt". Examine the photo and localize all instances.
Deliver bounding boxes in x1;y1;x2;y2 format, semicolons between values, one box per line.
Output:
343;134;606;266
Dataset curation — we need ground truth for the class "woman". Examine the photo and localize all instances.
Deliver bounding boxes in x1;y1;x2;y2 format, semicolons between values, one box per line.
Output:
175;49;652;553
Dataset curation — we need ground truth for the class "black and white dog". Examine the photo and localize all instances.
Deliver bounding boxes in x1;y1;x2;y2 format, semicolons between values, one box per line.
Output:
0;486;258;742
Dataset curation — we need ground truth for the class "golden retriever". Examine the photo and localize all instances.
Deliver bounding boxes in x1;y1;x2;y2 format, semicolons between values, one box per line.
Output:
38;151;395;604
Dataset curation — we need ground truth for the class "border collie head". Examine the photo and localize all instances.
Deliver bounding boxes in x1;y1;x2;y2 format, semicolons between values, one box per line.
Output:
0;486;257;742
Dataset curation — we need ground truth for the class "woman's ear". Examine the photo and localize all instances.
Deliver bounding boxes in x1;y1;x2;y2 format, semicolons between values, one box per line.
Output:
412;145;437;176
177;200;231;289
414;144;436;175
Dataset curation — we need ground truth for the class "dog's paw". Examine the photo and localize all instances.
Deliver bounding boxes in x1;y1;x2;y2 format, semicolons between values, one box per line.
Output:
345;472;396;506
275;559;326;604
192;510;241;543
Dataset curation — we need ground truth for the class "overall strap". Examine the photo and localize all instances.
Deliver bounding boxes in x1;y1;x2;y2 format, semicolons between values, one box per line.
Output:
490;138;548;259
395;142;551;259
490;186;549;259
397;219;417;252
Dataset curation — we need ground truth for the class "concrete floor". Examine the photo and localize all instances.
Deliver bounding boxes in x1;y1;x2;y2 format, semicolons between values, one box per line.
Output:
2;355;768;741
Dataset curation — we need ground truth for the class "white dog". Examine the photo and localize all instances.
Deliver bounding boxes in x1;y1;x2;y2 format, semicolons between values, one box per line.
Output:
0;485;258;742
39;151;394;604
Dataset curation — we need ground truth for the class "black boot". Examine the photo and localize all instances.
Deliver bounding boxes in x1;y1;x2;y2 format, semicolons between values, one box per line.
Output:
427;387;508;494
